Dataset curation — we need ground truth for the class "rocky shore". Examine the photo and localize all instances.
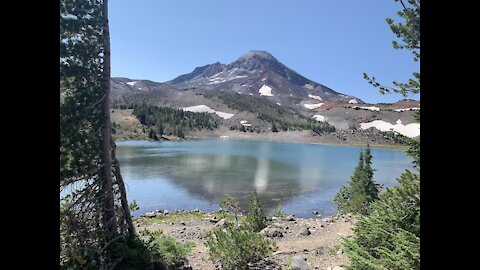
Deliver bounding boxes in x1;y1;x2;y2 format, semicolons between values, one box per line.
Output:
135;209;355;270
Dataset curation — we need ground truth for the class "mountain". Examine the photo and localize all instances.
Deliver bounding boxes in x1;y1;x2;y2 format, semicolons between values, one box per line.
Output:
166;50;362;105
109;50;419;143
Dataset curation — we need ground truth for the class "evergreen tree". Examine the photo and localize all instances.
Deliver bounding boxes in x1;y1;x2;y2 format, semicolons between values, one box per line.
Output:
363;0;420;97
342;171;420;270
340;1;421;269
333;147;379;215
245;190;267;232
271;122;278;132
60;1;138;268
363;145;380;199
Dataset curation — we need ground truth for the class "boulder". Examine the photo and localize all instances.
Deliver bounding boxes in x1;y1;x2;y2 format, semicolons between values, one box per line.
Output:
336;248;343;255
323;217;334;223
142;211;157;218
314;247;324;256
260;225;284;238
214;218;229;228
288;255;309;270
286;215;295;221
298;227;311;236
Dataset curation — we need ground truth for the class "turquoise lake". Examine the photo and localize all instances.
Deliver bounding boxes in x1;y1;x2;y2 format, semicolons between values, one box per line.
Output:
116;139;414;218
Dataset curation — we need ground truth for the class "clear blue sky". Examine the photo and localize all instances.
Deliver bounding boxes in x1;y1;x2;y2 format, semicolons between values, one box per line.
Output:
109;0;419;104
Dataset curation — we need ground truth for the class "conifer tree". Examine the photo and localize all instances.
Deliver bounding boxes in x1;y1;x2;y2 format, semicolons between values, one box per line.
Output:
60;0;138;268
342;171;420;270
333;147;379;215
340;1;421;268
271;122;278;132
245;190;267;232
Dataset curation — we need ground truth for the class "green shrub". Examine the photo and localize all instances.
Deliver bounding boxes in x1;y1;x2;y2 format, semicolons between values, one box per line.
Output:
342;171;420;269
129;199;139;212
140;230;195;269
244;190;267;232
205;224;276;269
219;195;240;225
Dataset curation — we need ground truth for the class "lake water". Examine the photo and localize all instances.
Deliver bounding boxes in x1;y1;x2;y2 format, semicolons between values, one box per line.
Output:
116;139;414;218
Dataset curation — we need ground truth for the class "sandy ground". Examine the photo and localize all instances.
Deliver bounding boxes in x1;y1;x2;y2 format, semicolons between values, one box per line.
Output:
136;214;354;270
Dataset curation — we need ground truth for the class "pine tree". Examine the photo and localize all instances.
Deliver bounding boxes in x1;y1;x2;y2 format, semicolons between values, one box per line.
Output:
271;122;278;132
245;190;267;232
340;1;421;268
363;0;420;97
342;171;420;270
333;147;379;215
363;145;380;200
60;1;137;268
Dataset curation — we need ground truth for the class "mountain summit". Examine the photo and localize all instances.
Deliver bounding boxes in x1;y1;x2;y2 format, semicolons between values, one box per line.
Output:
166;50;361;104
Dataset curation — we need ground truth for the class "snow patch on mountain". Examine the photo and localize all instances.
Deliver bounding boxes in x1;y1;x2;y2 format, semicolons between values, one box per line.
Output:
304;103;324;110
360;119;420;138
348;99;358;104
353;106;380;112
312;115;326;122
395;107;420;112
127;81;137;86
308;94;322;101
182;105;234;119
259;84;274;96
215;111;234;119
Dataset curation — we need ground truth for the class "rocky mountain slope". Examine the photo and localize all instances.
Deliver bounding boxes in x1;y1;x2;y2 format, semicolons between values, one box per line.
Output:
110;50;420;142
166;50;361;105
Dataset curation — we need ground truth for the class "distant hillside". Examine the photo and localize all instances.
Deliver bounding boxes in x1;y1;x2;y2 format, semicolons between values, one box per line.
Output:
110;50;419;142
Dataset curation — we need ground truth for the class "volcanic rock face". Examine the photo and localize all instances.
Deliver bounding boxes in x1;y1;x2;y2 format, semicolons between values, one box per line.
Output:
165;50;361;104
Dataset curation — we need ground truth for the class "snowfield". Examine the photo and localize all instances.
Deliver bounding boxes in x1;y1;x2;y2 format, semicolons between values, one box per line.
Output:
360;119;420;138
240;120;252;127
127;81;137;86
215;111;234;119
259;84;274;96
353;106;380;112
304;103;324;110
312;115;326;122
395;107;420;112
348;99;358;104
182;105;234;119
308;94;322;101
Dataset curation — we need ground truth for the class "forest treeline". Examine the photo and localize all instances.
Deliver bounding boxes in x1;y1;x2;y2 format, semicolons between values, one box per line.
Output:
130;104;218;138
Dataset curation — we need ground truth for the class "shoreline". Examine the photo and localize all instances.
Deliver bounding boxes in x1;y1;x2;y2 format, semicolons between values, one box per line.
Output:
187;134;409;150
115;133;409;151
135;209;355;269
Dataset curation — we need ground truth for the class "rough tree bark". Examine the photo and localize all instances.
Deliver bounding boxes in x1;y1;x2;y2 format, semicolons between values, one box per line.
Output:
99;0;117;239
111;142;136;236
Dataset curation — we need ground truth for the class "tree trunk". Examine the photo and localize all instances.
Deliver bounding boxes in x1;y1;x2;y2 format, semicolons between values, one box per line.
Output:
111;142;136;236
100;0;116;239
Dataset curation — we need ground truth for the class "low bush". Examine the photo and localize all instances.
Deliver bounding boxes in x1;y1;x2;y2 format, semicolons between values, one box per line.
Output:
205;224;276;269
139;230;195;269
